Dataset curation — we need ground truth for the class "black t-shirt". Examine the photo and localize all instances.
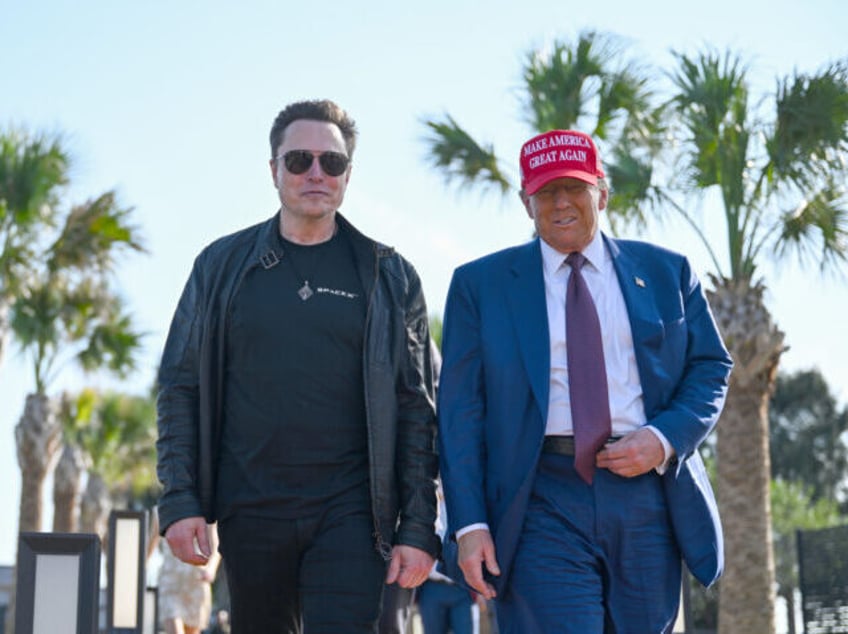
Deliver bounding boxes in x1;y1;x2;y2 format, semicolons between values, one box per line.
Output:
216;229;369;519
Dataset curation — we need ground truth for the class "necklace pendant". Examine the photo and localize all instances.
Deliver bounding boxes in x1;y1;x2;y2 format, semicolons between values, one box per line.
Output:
298;281;314;301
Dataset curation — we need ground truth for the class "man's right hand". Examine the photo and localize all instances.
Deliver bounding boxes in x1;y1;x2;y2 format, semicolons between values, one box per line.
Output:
164;516;212;566
457;528;500;600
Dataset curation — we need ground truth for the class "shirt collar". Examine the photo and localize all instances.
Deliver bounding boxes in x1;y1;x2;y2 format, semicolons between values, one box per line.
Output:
582;231;606;272
539;231;606;276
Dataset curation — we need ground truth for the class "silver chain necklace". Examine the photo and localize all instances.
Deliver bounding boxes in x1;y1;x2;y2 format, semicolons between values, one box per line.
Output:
283;245;316;301
286;248;315;302
280;222;338;301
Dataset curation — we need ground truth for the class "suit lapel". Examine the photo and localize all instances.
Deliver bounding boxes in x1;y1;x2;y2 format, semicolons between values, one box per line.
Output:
604;234;665;416
604;234;657;338
505;240;550;424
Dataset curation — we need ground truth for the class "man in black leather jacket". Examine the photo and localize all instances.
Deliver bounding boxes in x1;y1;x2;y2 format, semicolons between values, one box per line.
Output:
156;99;440;633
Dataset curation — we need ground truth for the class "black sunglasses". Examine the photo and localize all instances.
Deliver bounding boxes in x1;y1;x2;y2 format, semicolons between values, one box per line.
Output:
276;150;350;177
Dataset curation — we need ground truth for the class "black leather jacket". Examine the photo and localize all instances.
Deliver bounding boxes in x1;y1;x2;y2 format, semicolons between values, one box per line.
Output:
156;212;440;559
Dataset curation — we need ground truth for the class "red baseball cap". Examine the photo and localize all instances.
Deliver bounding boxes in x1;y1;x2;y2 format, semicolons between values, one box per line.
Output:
519;130;605;195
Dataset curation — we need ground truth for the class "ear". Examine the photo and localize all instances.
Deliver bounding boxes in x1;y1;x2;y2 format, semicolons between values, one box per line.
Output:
269;158;278;186
597;186;609;211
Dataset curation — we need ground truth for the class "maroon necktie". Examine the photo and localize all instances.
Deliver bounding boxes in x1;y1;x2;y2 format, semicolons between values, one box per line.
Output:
565;252;612;484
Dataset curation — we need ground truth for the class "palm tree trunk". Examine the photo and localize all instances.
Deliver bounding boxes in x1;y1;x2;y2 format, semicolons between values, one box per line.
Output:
7;393;62;634
80;472;111;542
708;276;783;634
14;393;62;532
52;443;85;532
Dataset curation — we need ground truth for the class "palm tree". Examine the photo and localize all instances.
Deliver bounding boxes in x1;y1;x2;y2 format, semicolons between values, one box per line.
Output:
11;195;144;534
54;387;158;540
0;129;69;369
423;33;848;633
60;389;159;604
52;441;86;533
4;143;145;633
76;389;158;579
52;389;98;533
662;51;848;633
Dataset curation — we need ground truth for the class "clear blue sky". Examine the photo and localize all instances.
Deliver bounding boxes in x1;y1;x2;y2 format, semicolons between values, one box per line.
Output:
1;0;846;566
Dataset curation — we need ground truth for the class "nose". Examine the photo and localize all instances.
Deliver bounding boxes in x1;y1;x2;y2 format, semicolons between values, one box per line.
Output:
306;154;324;179
553;186;571;207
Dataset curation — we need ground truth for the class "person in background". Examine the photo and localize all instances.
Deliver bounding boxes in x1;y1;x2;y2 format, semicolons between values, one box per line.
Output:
156;98;440;632
437;128;732;633
416;480;480;634
158;525;221;634
148;509;221;634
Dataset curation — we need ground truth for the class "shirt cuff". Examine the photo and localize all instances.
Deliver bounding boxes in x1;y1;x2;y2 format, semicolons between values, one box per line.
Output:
645;425;675;475
456;523;489;539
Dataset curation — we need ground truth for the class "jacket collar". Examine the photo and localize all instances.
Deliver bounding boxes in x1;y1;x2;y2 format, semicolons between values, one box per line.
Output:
250;211;396;306
252;211;394;265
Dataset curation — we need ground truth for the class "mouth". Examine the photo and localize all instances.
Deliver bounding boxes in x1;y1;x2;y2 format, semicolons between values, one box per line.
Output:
554;216;577;227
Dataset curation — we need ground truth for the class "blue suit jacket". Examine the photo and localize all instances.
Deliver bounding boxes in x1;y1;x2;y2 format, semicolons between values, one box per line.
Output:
437;234;732;591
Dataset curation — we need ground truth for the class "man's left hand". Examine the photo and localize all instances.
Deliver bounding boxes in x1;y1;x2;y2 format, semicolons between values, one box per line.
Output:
384;545;434;589
596;428;665;477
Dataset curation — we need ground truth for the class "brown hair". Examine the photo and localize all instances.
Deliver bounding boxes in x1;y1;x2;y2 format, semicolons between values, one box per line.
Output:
269;99;358;159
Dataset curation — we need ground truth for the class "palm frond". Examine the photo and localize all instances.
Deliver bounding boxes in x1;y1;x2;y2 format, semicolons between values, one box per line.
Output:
605;147;655;230
9;282;64;350
86;391;157;488
48;191;146;273
0;129;69;295
522;31;656;141
596;65;657;140
57;388;99;455
522;33;605;131
669;50;750;190
0;128;69;225
767;60;848;188
775;183;848;272
62;388;158;498
76;304;143;377
422;115;512;195
9;281;66;390
12;274;143;389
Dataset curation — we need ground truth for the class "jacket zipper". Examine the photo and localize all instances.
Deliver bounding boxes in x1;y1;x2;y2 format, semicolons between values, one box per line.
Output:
365;245;395;561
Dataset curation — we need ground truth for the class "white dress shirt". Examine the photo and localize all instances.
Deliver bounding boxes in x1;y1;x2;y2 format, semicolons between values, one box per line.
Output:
540;232;672;460
540;231;648;436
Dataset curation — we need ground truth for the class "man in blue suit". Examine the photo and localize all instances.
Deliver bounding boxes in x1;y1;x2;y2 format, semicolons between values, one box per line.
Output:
437;129;733;633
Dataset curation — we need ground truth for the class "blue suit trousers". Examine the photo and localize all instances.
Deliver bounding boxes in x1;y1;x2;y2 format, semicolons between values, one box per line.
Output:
496;453;681;634
417;579;478;634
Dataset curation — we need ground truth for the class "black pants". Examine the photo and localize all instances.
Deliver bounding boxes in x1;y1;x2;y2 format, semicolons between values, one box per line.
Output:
218;503;387;633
